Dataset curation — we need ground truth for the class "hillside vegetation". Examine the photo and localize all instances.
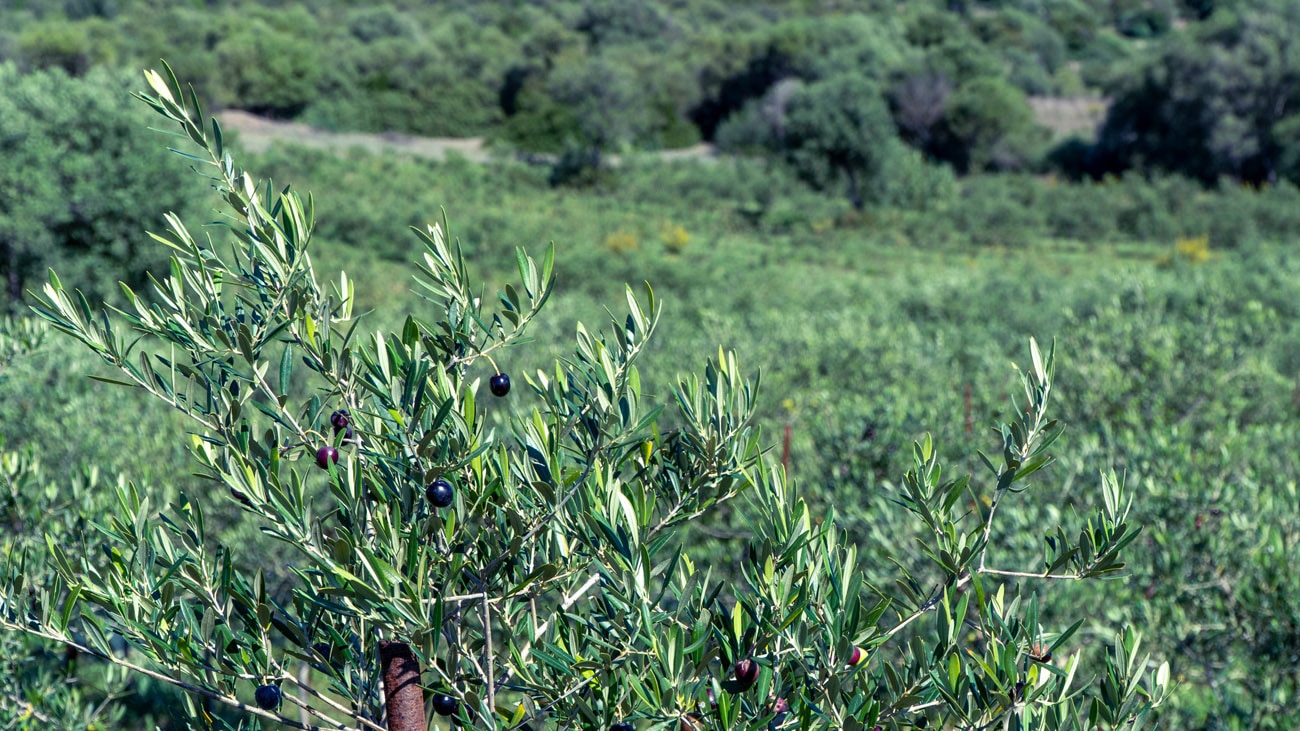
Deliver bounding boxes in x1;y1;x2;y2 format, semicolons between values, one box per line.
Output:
2;0;1298;177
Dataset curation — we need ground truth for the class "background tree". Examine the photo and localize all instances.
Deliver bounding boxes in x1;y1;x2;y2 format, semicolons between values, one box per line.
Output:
310;9;515;137
14;16;118;76
544;56;652;177
939;77;1046;173
1093;1;1300;183
0;63;199;311
780;74;903;210
213;6;322;118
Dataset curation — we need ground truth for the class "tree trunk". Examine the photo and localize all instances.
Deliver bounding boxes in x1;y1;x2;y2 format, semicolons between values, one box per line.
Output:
5;244;20;311
379;640;426;731
845;167;864;211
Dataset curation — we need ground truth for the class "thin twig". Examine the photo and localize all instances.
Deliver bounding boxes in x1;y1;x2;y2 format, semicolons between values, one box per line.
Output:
979;568;1082;580
2;621;379;731
518;572;603;664
1;691;53;723
483;587;495;711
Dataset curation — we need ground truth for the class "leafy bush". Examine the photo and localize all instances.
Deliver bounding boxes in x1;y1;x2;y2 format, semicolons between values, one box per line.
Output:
0;63;202;311
0;0;1279;189
1113;0;1175;38
971;8;1068;77
16;16;117;75
213;7;322;117
547;56;653;163
950;174;1048;247
942;77;1046;173
1040;179;1123;242
0;317;174;728
918;35;1003;87
1110;173;1182;242
713;99;781;155
309;11;515;137
1094;1;1300;184
1045;0;1103;50
0;437;137;729
781;74;904;209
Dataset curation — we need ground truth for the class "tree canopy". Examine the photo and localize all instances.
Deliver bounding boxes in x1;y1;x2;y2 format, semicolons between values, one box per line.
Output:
781;75;903;210
1094;1;1300;183
0;64;200;310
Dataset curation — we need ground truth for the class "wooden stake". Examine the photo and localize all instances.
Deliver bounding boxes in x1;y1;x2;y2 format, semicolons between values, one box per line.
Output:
379;640;426;731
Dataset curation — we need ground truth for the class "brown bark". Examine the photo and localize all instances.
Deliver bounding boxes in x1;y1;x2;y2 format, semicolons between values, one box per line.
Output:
6;247;20;310
964;382;974;434
379;640;426;731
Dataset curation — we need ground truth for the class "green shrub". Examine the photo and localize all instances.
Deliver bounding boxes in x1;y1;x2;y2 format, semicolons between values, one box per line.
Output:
16;16;116;75
1095;3;1300;185
943;77;1046;173
0;63;203;311
1045;0;1103;50
713;99;781;154
950;174;1048;247
1250;180;1300;241
1041;180;1123;242
920;36;1003;87
214;7;322;117
765;252;1300;728
876;146;961;212
546;56;653;164
781;74;904;209
1105;174;1179;241
971;8;1068;75
1113;0;1175;37
1004;47;1056;95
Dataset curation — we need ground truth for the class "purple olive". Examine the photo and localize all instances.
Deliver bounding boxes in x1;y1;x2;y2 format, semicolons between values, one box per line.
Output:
426;479;454;508
734;658;759;690
254;684;281;710
432;693;458;717
489;373;511;397
330;409;350;430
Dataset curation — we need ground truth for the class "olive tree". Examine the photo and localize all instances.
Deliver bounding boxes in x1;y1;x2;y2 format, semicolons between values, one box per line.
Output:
0;65;1167;731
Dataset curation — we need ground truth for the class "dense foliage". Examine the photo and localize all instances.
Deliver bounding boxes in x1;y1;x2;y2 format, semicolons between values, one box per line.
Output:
0;72;1297;726
1090;0;1300;184
0;63;202;310
3;0;1299;188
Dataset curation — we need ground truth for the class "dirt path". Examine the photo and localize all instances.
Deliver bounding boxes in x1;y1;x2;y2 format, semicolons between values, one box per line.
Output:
215;110;495;162
215;109;716;163
218;98;1104;163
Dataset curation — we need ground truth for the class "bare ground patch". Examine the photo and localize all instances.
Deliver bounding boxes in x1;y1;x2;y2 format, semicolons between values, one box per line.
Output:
214;110;718;165
1029;96;1110;141
215;110;492;162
